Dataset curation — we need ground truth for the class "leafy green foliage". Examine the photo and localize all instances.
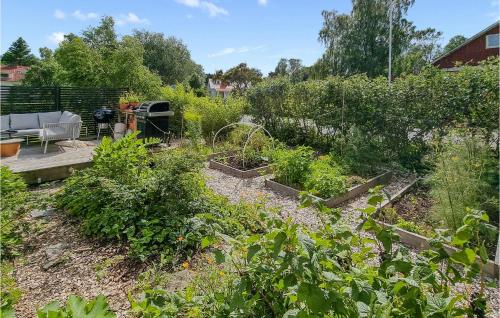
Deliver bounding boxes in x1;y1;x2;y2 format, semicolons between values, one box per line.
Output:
132;190;496;317
1;263;21;318
430;131;499;232
271;148;349;198
57;135;267;263
1;37;38;66
270;146;314;188
133;30;205;87
0;166;28;260
160;84;244;138
304;156;348;198
247;60;499;171
37;295;116;318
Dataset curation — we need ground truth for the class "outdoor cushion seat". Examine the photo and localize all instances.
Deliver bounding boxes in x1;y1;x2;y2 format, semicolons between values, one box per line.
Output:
10;113;40;130
12;128;42;137
40;127;67;139
0;115;9;131
39;111;62;127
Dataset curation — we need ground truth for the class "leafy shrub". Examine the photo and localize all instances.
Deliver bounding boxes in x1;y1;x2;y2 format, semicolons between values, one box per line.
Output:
304;156;348;198
131;192;497;317
160;84;244;139
183;110;203;148
37;295;115;318
270;146;314;187
247;59;499;170
58;135;268;263
0;166;28;260
1;263;21;318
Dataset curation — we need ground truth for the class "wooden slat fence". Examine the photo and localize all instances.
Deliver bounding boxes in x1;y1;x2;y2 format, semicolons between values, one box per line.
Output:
0;86;126;136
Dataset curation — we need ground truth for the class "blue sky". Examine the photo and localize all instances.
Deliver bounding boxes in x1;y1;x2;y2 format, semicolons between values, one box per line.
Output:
1;0;499;74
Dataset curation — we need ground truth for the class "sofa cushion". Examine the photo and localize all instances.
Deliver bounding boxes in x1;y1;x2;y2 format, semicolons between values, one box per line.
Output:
39;111;62;127
39;127;67;139
67;114;81;123
0;115;9;131
12;128;42;137
59;111;75;123
10;113;40;130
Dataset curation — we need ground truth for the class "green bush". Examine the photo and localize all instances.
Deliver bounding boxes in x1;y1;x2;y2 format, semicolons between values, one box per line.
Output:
0;166;28;260
246;59;499;170
58;135;269;263
159;84;244;139
270;146;314;187
37;295;115;318
304;156;348;198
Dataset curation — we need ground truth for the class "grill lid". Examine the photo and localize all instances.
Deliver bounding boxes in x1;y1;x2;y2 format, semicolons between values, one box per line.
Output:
93;109;116;123
135;101;170;113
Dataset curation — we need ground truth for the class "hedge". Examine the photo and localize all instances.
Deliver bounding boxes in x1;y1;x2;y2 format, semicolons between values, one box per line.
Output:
246;59;499;172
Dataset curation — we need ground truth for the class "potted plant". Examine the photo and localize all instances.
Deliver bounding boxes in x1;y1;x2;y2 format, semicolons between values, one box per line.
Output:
128;94;140;108
118;95;129;111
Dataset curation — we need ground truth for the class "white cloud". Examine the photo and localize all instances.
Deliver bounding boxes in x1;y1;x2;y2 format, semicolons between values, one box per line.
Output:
208;45;265;58
72;10;98;20
116;12;150;26
48;32;65;45
186;14;194;19
54;9;66;19
258;0;268;6
175;0;228;17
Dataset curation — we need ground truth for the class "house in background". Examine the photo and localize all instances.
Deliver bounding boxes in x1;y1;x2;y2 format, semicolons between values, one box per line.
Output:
207;78;234;98
0;65;30;85
433;21;499;71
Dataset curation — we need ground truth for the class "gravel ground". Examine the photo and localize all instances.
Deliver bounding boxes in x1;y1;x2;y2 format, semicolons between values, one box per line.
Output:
204;168;500;317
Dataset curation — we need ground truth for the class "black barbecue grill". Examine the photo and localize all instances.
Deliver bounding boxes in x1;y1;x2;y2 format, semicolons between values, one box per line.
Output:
93;109;116;139
134;101;174;141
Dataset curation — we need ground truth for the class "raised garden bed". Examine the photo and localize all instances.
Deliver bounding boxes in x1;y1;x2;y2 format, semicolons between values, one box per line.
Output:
265;170;393;208
208;156;272;178
375;178;499;279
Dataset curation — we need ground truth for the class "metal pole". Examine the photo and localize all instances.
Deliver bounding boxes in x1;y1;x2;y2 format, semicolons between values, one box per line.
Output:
388;0;393;85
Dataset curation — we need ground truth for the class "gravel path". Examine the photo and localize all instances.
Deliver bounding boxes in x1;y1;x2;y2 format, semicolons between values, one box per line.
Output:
203;168;500;317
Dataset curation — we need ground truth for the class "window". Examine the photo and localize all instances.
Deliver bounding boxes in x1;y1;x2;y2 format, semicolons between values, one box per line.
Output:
486;34;499;49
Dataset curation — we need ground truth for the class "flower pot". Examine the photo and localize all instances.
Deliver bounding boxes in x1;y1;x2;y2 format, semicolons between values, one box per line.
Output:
119;103;129;111
129;102;140;109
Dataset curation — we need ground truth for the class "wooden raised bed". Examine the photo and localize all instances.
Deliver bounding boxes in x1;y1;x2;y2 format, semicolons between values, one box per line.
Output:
265;170;393;208
206;150;237;161
375;178;499;279
208;157;272;178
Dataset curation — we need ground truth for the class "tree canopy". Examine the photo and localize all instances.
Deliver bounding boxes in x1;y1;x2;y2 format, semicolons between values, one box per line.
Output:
316;0;441;78
1;37;38;66
269;58;309;82
442;35;467;54
218;63;263;93
23;17;162;98
133;30;204;86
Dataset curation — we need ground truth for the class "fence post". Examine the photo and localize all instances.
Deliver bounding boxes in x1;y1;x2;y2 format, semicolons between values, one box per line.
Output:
54;86;61;111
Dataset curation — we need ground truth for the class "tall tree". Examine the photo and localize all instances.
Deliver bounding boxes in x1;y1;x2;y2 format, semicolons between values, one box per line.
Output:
221;63;262;93
23;47;67;86
133;30;204;86
443;35;467;54
318;0;440;77
82;16;118;58
269;58;308;82
1;37;38;66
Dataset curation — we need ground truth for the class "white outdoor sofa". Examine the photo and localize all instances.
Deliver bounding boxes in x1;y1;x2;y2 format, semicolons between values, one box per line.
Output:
0;111;82;153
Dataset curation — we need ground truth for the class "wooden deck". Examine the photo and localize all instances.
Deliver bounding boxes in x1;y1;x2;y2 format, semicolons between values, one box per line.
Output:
1;140;97;184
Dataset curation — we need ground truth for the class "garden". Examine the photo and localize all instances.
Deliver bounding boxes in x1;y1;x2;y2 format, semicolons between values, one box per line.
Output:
1;59;499;318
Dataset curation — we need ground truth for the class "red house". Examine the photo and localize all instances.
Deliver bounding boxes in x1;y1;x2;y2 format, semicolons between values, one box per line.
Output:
0;65;30;85
433;21;499;70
